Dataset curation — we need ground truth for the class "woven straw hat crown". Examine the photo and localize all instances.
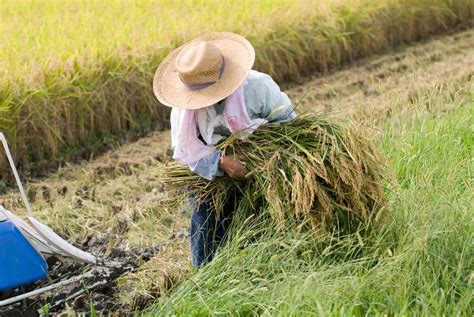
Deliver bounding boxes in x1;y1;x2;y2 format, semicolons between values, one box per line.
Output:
176;41;224;86
153;32;255;109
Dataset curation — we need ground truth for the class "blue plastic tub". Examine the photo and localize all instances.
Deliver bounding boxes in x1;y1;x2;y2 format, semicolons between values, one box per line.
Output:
0;218;48;292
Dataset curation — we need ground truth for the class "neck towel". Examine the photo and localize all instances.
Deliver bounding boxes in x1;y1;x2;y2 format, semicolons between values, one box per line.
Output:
171;85;267;165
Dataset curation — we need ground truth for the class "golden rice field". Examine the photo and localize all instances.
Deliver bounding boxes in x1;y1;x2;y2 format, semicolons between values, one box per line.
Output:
1;25;472;312
0;0;473;176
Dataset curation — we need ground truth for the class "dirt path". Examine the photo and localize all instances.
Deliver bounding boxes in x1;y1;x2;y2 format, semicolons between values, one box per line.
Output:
1;28;473;311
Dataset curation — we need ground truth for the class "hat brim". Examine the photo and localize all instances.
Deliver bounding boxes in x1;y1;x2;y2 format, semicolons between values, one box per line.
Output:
153;32;255;109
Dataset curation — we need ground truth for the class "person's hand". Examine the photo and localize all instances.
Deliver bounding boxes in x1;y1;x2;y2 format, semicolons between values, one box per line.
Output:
219;154;247;179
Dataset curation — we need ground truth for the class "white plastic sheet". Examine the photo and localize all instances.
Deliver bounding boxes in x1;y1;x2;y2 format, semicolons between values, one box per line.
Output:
0;133;96;264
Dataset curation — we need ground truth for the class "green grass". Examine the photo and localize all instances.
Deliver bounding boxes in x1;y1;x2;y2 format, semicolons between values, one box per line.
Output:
149;81;473;315
1;0;473;175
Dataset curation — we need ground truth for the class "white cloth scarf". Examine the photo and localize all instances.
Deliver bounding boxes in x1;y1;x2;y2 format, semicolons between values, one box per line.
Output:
171;85;267;165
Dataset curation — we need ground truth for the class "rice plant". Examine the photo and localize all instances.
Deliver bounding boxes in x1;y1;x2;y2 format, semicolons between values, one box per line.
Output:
161;113;390;233
1;0;473;175
151;79;474;317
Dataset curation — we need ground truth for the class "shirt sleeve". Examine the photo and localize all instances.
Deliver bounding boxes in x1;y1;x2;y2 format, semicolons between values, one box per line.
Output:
255;73;296;122
181;72;295;181
188;150;224;181
171;108;223;181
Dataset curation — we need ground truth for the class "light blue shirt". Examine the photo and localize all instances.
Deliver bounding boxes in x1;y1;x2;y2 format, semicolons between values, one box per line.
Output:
186;70;296;180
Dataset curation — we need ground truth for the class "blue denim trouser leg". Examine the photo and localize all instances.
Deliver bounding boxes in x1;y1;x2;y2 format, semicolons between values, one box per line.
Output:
189;195;234;268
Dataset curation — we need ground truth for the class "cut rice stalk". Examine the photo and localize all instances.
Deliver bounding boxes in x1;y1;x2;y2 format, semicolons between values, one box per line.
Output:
161;113;390;232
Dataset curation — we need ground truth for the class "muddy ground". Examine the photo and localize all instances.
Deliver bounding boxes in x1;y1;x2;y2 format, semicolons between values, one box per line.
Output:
0;28;473;315
0;231;190;315
1;234;145;316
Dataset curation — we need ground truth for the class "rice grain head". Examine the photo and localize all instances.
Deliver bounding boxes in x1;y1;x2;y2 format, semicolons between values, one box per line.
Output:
161;113;390;234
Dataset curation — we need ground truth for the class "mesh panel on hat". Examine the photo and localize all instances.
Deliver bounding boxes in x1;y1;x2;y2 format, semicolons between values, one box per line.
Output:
180;58;222;84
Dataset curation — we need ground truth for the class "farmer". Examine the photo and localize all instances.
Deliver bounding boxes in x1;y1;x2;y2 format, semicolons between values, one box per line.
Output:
153;32;296;267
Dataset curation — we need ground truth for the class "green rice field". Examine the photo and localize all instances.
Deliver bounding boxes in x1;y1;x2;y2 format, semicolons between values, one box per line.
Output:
152;78;474;316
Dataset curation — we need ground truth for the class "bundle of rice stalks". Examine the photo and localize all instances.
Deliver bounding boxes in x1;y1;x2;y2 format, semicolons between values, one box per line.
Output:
161;113;389;232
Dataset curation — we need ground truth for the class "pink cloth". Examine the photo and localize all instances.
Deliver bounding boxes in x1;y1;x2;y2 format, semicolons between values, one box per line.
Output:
172;85;267;165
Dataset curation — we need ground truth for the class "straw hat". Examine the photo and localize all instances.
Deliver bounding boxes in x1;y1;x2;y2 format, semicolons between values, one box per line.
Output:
153;32;255;109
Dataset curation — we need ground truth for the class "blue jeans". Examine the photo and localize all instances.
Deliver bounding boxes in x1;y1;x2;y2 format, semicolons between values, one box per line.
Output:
189;194;236;268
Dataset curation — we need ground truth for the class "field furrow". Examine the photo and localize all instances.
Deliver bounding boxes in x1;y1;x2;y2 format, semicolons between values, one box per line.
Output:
286;28;474;121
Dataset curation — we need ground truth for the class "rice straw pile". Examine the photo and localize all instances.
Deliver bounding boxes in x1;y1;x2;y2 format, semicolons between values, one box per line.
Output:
161;114;389;232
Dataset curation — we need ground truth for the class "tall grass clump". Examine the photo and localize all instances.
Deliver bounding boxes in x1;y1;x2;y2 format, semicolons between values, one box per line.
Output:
1;0;473;175
162;114;389;233
151;81;473;315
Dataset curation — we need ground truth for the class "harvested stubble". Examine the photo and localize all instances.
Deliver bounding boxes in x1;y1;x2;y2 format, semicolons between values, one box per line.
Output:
161;114;389;232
